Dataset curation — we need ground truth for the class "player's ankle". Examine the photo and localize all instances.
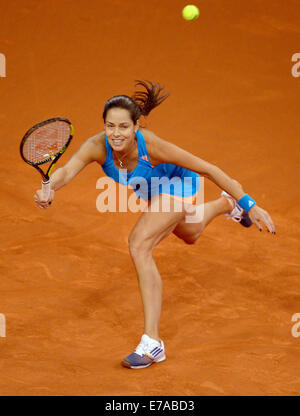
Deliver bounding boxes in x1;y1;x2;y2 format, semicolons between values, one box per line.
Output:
144;332;160;343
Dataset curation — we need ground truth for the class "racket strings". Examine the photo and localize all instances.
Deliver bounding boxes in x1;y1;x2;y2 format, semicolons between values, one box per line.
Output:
23;121;70;164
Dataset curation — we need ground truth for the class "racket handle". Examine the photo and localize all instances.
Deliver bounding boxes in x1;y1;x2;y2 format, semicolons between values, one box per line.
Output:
42;180;51;200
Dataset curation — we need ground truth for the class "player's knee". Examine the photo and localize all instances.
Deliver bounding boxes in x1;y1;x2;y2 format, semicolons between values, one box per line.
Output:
182;236;197;245
184;238;196;245
128;234;152;260
182;231;202;245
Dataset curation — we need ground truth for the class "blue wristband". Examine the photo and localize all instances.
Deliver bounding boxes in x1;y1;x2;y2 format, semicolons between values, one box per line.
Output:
238;194;256;212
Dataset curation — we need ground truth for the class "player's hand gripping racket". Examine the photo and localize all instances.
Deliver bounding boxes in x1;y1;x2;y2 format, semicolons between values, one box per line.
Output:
20;117;73;200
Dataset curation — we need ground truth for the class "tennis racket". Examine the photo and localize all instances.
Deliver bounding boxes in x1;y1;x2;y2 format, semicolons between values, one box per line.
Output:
20;117;73;200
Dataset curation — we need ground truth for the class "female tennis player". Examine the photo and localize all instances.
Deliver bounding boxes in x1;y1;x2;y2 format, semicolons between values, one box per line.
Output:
34;80;276;369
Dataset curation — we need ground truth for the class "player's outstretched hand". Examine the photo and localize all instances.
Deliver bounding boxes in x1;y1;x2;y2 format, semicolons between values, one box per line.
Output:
34;189;55;209
248;205;276;234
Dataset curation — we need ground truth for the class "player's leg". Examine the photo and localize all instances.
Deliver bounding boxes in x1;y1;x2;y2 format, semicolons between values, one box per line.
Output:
128;195;186;341
127;193;231;342
173;195;232;244
173;179;245;244
123;195;186;368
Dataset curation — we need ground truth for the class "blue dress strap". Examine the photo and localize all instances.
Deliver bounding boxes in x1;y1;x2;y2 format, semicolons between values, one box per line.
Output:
103;135;113;167
136;130;152;167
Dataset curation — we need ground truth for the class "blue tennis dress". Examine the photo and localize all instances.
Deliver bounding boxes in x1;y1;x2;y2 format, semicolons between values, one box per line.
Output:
101;130;200;201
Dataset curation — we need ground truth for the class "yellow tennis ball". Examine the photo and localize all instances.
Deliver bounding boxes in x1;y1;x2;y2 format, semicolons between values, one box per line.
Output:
182;5;199;21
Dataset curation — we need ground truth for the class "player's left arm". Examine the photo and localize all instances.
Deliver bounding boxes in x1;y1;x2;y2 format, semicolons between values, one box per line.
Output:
146;130;276;233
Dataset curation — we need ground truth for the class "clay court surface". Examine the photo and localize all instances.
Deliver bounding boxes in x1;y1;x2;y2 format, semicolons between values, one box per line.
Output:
0;0;300;396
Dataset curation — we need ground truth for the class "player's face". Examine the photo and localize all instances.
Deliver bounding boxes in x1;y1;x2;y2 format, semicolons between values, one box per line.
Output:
105;108;138;152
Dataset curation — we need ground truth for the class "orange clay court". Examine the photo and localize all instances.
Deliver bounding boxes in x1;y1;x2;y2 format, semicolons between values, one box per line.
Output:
0;0;300;396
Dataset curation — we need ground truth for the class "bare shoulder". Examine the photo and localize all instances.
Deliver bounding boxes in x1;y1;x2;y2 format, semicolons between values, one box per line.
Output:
80;131;107;165
140;127;178;149
140;128;164;145
139;127;179;165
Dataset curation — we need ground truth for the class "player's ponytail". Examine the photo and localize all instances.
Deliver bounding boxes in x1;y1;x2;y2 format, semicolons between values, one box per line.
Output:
131;80;170;117
102;80;170;125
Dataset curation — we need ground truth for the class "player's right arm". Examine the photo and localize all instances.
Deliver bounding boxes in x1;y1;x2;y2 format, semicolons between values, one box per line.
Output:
34;133;106;209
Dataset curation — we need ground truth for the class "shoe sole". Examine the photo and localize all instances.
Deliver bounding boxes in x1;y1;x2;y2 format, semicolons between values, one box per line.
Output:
122;354;166;369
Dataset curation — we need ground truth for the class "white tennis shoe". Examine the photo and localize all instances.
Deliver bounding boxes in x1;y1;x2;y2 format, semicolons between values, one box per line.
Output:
122;334;166;369
221;190;252;227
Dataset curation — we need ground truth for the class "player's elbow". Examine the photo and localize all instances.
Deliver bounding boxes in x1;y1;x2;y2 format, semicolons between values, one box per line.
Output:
64;157;87;185
201;163;218;180
64;166;77;185
50;167;69;190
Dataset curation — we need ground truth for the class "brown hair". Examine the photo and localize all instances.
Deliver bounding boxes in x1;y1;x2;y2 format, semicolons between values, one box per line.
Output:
102;80;170;124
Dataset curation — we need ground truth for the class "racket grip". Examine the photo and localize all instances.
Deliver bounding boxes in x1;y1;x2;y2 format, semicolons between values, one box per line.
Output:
42;180;51;200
